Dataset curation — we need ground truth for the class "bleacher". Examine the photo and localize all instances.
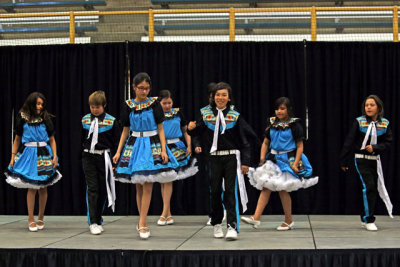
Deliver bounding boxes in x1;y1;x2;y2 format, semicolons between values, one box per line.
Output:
0;0;106;12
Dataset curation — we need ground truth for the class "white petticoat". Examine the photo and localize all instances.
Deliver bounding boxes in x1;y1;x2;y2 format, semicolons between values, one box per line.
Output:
5;170;63;189
248;160;318;192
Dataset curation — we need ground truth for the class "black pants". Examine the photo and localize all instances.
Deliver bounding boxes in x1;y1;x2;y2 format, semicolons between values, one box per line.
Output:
355;158;378;223
209;154;238;230
82;152;107;225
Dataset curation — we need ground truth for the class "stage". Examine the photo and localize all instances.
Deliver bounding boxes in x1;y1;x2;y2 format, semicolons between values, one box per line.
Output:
0;215;399;266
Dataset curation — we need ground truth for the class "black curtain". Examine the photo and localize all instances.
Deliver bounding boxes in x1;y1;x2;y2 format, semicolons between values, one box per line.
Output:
0;42;399;217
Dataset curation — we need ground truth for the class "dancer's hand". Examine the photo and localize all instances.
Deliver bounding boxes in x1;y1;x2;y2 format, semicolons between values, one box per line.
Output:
112;152;120;164
188;121;196;131
241;165;249;175
161;151;169;164
194;147;202;154
52;157;58;168
291;164;299;173
259;158;266;166
9;158;15;167
365;145;374;153
186;146;192;157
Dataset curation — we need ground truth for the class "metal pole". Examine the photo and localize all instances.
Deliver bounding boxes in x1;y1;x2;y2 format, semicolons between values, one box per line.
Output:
229;7;235;42
393;6;399;42
311;6;317;41
69;11;75;44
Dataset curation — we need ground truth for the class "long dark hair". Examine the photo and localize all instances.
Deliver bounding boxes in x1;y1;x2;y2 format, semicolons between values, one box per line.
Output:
362;94;384;120
132;72;152;87
210;82;234;108
270;97;294;127
158;89;172;100
19;92;53;122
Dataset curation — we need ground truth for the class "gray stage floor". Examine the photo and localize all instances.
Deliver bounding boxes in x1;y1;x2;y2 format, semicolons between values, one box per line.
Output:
0;215;399;250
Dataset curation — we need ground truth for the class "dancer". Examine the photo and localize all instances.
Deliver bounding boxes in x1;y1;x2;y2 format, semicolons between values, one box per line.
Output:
157;90;198;226
5;92;62;232
113;72;179;239
242;97;318;230
340;95;392;231
188;82;251;241
81;91;119;235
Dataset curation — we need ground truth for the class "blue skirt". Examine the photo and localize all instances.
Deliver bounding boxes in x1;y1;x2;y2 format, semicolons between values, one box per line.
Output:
167;140;198;181
115;135;180;184
4;145;62;189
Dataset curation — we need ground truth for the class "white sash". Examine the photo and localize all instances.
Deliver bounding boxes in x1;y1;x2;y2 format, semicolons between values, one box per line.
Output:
88;117;99;153
210;108;226;153
235;150;248;212
361;121;393;218
104;150;116;212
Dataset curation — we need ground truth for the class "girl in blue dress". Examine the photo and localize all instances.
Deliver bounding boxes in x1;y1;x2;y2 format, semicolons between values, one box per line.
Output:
112;73;179;239
242;97;318;231
5;92;62;232
157;90;198;226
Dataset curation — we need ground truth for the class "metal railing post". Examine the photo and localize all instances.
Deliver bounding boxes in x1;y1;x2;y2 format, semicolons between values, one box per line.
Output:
229;7;235;42
311;6;317;41
69;11;75;44
149;9;154;42
393;6;399;42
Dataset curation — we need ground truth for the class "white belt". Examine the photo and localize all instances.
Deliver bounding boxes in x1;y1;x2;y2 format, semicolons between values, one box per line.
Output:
355;153;377;160
210;149;237;156
131;130;157;137
25;142;47;147
166;138;180;144
270;149;295;155
84;149;105;155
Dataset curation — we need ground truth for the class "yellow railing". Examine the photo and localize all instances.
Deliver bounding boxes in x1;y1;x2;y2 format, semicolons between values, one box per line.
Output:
0;6;399;43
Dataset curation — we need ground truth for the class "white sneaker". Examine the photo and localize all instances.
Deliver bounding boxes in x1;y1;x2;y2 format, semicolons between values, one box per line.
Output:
213;224;224;238
225;226;237;241
241;216;261;229
98;225;104;232
362;222;378;231
89;224;101;235
206;217;212;226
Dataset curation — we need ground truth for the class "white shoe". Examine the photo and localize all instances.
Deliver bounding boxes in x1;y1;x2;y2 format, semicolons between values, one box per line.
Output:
213;224;224;238
166;216;174;225
28;222;38;232
89;224;102;235
225;226;238;241
157;216;167;226
137;226;151;239
362;222;378;231
276;221;294;231
206;217;212;226
241;216;261;229
98;225;104;232
37;220;45;230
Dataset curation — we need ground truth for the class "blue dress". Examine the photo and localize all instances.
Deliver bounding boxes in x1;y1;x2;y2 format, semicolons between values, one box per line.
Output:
163;108;198;180
115;97;180;184
248;117;318;192
4;112;62;189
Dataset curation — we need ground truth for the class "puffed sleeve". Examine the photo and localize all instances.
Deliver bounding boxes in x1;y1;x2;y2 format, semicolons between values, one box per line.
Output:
120;104;131;127
152;101;165;124
290;119;305;142
15;113;25;136
45;118;55;137
264;118;272;140
178;110;187;127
